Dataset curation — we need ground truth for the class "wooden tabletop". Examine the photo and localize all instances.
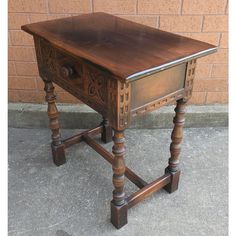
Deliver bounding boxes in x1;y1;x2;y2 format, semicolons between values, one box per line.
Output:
22;12;217;82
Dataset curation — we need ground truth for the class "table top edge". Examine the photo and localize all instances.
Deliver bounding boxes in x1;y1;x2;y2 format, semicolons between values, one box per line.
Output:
125;47;217;82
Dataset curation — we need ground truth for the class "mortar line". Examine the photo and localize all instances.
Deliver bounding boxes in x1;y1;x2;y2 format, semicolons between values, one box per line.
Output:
136;0;138;14
156;16;160;29
46;0;50;14
218;32;223;47
91;0;94;12
201;15;205;32
225;0;228;14
180;0;184;15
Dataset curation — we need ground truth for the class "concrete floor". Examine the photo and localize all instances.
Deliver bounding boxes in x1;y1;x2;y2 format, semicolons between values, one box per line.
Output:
8;127;228;236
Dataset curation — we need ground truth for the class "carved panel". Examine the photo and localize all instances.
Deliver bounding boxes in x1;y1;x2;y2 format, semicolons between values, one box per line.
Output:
108;79;131;130
118;82;131;129
184;59;197;101
41;41;57;74
33;36;110;116
86;66;107;105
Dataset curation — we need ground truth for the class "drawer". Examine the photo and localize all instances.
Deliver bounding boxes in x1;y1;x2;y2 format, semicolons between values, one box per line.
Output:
130;63;186;110
34;37;109;115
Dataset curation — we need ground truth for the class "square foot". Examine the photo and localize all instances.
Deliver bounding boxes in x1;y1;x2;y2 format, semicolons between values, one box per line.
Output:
111;200;128;229
51;143;66;166
163;169;181;193
101;126;113;143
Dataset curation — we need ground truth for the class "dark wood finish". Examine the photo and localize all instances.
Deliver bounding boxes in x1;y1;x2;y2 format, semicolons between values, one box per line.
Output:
127;173;171;209
34;37;111;118
101;117;113;143
21;12;216;229
131;63;186;109
164;99;186;193
44;80;66;166
111;129;127;228
22;12;216;81
111;130;126;206
62;125;103;148
184;59;197;101
83;134;148;189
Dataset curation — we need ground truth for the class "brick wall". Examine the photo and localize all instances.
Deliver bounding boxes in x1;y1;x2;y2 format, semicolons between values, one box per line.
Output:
8;0;228;104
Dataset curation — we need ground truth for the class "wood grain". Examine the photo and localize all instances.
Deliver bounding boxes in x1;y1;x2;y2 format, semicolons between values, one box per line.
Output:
22;12;216;81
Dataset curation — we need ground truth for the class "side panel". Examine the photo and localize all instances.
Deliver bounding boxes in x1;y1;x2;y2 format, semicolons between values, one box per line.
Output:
131;63;186;110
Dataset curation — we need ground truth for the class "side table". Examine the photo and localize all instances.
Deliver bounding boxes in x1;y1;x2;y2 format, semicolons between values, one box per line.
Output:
22;12;217;229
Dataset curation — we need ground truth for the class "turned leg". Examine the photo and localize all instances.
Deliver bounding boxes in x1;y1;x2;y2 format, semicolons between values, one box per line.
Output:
101;117;113;143
164;99;186;193
44;81;66;166
111;129;128;229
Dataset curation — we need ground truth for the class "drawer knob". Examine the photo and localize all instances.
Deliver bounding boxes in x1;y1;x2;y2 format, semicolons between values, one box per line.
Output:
60;65;74;79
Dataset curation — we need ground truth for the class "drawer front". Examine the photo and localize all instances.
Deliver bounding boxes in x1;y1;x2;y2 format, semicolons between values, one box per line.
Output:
34;37;110;115
130;63;186;110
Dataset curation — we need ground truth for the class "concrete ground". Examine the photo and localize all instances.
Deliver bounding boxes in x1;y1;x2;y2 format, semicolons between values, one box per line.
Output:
8;127;228;236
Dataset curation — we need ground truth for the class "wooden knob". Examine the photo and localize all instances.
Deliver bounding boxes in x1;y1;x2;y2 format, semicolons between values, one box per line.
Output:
60;65;74;78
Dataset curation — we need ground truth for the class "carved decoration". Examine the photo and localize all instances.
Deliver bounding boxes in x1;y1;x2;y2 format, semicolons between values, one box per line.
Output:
34;36;110;116
118;82;131;129
184;59;197;101
131;90;184;117
41;42;57;73
87;69;107;104
108;79;131;130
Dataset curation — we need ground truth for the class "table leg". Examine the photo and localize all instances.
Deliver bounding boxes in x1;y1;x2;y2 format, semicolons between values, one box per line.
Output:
110;129;128;229
44;81;66;166
101;117;113;143
164;99;186;193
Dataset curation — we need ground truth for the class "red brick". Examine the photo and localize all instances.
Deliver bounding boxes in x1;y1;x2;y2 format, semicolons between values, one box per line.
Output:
9;0;47;13
8;62;16;76
180;33;220;46
36;77;65;92
8;34;12;46
220;33;228;48
193;79;228;92
8;13;30;30
206;92;228;103
198;49;228;64
8;76;36;90
182;0;227;14
47;14;72;20
15;62;39;76
138;0;181;14
29;14;48;23
188;92;206;104
49;0;92;13
211;64;228;78
8;46;35;61
203;15;228;32
160;16;203;32
94;0;136;14
118;15;158;28
8;47;14;61
10;30;34;46
195;64;212;79
8;90;43;103
56;92;79;103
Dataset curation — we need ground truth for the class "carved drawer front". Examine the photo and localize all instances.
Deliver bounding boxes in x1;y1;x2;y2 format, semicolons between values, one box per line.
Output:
34;37;109;115
130;63;186;110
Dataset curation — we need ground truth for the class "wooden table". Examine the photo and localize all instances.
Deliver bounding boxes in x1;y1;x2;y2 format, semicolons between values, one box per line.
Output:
22;12;217;229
